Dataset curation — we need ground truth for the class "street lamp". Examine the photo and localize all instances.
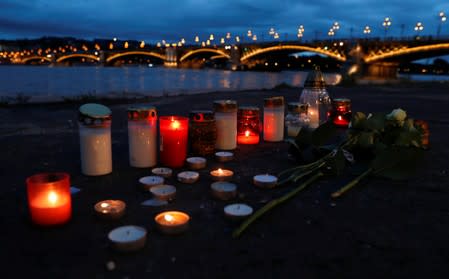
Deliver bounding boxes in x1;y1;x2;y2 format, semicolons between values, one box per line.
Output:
328;28;335;37
383;17;392;39
437;11;447;38
363;26;371;37
414;22;424;39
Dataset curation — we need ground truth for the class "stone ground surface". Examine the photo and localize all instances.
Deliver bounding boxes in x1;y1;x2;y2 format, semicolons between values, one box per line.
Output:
1;83;449;278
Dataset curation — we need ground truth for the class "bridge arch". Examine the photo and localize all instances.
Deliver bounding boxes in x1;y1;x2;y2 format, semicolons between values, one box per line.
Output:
180;48;231;62
240;45;346;62
56;53;100;63
21;56;52;64
364;43;449;63
106;51;165;63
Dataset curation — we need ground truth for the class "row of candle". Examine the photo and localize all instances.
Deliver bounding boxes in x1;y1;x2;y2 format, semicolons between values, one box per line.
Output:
78;99;351;176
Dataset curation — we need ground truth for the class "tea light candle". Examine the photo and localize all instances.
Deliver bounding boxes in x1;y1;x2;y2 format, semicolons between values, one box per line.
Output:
94;200;126;220
210;168;234;181
186;157;207;170
224;203;253;221
139;176;164;190
211;181;237;200
215;151;233;162
26;173;72;226
155;211;190;235
177;171;200;184
253;174;278;188
150;185;177;201
159;116;189;168
108;225;147;252
151;167;173;178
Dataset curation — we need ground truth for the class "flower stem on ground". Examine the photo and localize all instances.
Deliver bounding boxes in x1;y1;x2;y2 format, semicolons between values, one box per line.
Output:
232;171;324;239
331;168;373;198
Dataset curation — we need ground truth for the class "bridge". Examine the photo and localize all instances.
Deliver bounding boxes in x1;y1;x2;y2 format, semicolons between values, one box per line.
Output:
6;37;449;79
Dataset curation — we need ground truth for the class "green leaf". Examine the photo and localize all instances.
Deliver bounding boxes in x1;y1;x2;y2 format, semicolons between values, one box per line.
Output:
364;112;386;132
311;121;338;147
371;146;425;180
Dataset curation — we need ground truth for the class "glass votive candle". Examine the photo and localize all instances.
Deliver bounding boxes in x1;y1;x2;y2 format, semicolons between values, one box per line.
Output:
213;100;238;150
78;103;112;176
237;106;260;144
26;173;72;226
263;96;285;142
159;116;189;168
127;106;158;168
285;102;309;137
189;110;217;156
330;98;352;127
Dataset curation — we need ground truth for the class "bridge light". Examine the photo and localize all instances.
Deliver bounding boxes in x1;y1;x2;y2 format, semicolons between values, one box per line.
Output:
269;27;275;35
202;41;206;47
195;36;199;43
235;36;240;42
339;41;344;46
221;38;225;44
439;12;446;21
206;40;211;46
252;35;257;41
113;37;117;42
274;32;279;39
226;32;231;39
140;41;145;48
209;34;214;41
247;30;252;37
181;38;186;44
157;42;161;47
94;51;99;56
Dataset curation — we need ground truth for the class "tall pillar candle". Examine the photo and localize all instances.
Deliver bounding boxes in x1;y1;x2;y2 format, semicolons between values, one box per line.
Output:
213;100;237;150
159;116;189;168
263;96;285;142
78;103;112;176
128;106;158;168
26;173;72;226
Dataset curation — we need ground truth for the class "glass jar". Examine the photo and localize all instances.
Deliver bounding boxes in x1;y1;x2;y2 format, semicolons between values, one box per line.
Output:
299;67;332;129
127;106;157;168
263;96;284;142
330;98;352;127
78;103;112;176
237;106;260;144
189;110;217;156
159;116;189;168
213;100;237;150
285;102;309;137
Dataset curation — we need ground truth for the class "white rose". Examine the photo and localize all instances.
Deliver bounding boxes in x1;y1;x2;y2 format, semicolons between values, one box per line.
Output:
386;108;407;126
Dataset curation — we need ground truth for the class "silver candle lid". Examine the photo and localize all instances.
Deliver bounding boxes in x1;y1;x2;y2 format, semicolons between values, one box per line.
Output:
303;66;326;89
78;103;111;126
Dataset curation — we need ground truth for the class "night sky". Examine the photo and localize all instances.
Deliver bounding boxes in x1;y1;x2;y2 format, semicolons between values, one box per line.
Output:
1;0;448;43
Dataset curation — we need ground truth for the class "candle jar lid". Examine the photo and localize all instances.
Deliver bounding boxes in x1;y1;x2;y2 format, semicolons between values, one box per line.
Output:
238;106;260;117
264;96;284;108
213;100;237;112
79;103;111;127
189;110;215;122
304;66;326;89
127;106;157;121
287;102;308;114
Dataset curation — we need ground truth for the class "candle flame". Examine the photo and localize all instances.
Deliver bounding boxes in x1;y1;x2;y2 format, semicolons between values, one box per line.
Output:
218;168;223;174
47;191;58;204
100;202;109;208
171;120;180;129
245;130;250;137
338;115;343;120
164;214;174;222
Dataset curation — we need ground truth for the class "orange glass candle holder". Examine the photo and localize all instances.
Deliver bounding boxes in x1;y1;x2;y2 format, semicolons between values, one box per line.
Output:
159;116;189;168
26;173;72;226
330;98;352;127
237;106;260;144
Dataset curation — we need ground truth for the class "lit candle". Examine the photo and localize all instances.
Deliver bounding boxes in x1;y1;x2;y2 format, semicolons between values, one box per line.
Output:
211;181;237;200
237;106;260;145
308;107;320;129
253;174;278;188
186;157;207;170
151;167;173;178
330;98;352;127
263;97;285;142
177;171;200;184
154;211;190;234
159;116;189;168
26;173;72;226
224;203;253;221
215;151;234;162
139;176;164;191
94;200;126;220
108;225;147;252
210;168;234;181
150;184;177;201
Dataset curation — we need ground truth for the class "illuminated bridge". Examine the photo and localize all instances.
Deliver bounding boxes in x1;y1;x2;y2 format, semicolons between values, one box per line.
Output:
8;37;449;79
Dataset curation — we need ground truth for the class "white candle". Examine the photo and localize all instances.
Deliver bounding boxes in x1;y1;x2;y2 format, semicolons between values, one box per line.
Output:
108;225;147;252
151;167;173;178
224;203;253;221
150;184;176;201
253;174;278;188
211;181;237;200
128;106;157;168
215;151;234;162
263;97;285;142
94;200;126;220
214;100;237;150
308;107;319;129
186;157;207;170
177;171;200;184
139;176;164;190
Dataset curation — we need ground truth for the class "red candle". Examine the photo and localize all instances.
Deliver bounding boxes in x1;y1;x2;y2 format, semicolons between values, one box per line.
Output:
159;116;189;168
333;115;350;126
237;129;260;144
330;98;352;127
237;106;260;145
26;173;72;226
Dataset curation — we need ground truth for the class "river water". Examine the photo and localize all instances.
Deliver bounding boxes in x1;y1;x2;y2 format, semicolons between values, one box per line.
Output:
1;66;448;101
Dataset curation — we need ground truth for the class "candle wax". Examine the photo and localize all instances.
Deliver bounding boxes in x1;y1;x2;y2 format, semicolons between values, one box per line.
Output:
237;130;259;144
29;191;71;226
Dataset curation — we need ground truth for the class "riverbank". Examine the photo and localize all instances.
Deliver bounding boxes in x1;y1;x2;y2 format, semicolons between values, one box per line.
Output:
1;83;449;278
